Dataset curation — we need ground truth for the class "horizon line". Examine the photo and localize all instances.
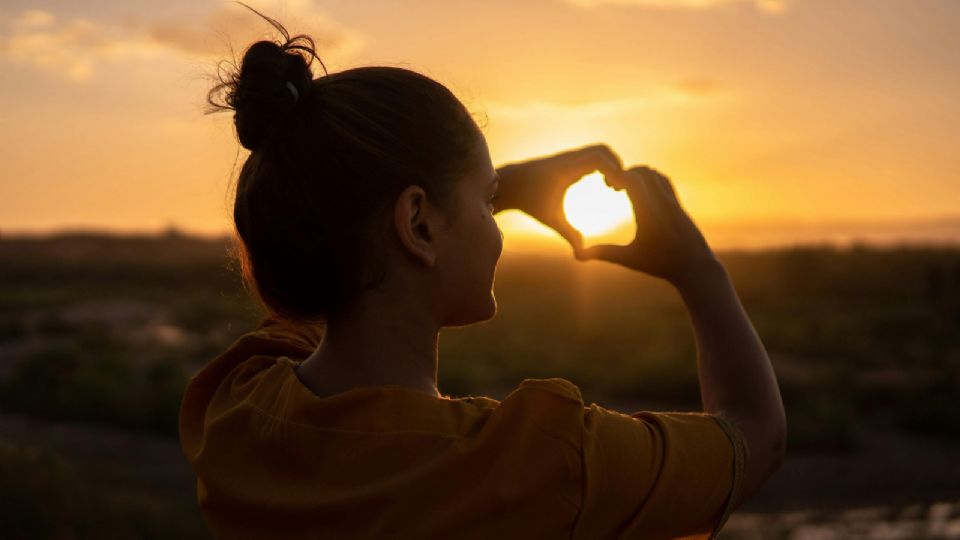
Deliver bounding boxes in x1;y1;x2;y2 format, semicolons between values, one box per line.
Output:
5;220;960;254
5;213;960;238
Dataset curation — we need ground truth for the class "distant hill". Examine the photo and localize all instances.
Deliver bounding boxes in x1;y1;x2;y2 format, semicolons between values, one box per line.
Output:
0;229;233;265
4;215;960;253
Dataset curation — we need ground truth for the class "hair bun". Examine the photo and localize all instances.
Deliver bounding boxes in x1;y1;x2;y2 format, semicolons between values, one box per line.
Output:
231;41;312;151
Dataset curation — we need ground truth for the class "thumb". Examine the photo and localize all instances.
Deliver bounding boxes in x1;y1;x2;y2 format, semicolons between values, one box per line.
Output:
575;243;625;264
554;222;584;254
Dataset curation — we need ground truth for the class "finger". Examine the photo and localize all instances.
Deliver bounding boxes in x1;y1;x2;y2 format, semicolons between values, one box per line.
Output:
626;165;657;175
647;169;684;215
640;167;675;202
655;171;677;199
640;167;673;197
561;144;625;186
578;143;624;176
621;167;663;218
564;143;624;170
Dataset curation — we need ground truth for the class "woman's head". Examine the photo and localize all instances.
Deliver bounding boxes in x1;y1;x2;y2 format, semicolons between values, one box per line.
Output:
212;14;502;327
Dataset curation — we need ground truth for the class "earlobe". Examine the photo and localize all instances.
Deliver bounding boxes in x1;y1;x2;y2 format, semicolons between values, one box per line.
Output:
394;186;437;267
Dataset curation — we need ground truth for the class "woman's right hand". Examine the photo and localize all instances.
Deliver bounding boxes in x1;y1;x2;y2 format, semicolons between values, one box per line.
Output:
575;165;720;285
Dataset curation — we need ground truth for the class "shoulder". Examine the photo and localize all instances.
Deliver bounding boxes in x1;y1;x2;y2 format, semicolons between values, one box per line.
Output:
510;377;584;403
180;318;322;424
187;317;321;386
478;378;587;451
246;316;324;353
496;377;586;419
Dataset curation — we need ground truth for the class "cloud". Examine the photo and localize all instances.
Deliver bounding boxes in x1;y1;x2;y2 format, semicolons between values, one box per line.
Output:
0;10;165;81
141;0;364;61
0;2;364;82
566;0;788;14
673;77;723;96
13;9;55;29
482;77;727;119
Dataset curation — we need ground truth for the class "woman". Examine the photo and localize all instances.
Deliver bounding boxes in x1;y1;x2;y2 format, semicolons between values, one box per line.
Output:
179;13;786;540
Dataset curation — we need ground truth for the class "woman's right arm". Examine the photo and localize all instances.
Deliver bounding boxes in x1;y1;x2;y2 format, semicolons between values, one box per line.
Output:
577;166;786;509
669;257;786;506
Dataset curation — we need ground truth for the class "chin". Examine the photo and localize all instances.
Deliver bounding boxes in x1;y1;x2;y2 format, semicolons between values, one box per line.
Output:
478;292;498;321
445;292;497;327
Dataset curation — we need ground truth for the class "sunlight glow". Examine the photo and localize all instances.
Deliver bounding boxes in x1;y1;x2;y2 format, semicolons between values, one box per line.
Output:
563;172;635;237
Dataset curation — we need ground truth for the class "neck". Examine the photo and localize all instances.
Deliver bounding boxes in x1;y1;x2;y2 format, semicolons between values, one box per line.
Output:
295;295;441;399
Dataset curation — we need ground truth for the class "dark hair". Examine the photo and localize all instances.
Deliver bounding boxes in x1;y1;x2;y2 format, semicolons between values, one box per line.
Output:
209;8;483;325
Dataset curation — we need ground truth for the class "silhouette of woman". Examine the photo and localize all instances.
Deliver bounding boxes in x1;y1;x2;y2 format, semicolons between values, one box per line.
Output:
179;10;786;539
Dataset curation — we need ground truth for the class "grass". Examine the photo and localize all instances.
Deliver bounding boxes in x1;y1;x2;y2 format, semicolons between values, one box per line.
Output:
1;232;959;536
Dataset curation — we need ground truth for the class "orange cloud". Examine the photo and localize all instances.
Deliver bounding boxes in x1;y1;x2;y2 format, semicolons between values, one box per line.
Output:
0;10;163;81
566;0;787;13
142;0;364;60
673;77;723;97
0;2;363;82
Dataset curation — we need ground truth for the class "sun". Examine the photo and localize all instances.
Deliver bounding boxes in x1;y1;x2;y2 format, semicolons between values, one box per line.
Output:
563;172;634;237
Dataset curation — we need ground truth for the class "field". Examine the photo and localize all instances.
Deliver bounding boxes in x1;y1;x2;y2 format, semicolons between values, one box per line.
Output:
1;231;959;538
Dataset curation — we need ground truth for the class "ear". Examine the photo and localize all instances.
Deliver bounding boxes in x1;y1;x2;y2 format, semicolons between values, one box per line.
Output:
393;185;439;267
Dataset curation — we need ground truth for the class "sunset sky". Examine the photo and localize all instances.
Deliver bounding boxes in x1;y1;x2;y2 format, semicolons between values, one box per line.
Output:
2;0;958;251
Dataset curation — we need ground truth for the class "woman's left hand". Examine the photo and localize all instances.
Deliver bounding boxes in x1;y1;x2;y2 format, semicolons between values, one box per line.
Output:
495;144;625;254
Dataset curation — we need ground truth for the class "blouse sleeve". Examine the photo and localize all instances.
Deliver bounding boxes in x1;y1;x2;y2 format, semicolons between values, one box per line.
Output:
572;404;748;540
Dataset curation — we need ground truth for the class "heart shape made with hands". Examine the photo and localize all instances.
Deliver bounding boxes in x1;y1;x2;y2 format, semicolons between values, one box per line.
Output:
562;171;636;247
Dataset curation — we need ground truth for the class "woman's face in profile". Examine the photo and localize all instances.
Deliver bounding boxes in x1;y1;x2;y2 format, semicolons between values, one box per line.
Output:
436;132;504;327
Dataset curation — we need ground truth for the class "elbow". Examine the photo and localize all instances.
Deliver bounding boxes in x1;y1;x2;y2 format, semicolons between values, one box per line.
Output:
759;404;787;476
768;420;787;475
743;410;788;488
762;409;788;478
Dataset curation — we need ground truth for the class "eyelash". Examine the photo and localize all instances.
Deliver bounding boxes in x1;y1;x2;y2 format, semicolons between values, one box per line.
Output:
488;195;498;211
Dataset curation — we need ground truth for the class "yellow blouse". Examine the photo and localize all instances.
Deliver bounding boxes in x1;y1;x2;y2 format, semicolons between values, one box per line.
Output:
179;317;747;539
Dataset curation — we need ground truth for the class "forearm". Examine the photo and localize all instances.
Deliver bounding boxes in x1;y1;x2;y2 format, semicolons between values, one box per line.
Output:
670;259;786;499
